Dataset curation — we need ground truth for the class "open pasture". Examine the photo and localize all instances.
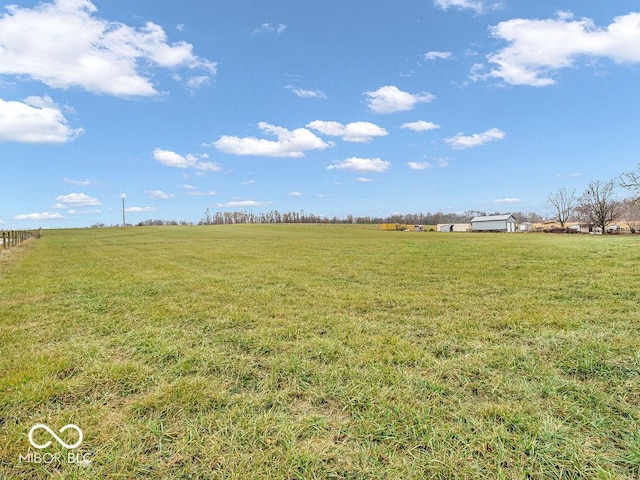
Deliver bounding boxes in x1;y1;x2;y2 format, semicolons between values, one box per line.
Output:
1;225;639;479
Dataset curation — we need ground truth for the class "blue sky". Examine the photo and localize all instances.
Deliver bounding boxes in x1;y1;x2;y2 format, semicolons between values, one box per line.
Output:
1;0;639;228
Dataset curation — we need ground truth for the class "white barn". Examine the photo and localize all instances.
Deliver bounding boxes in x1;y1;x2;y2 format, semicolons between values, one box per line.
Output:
471;214;517;232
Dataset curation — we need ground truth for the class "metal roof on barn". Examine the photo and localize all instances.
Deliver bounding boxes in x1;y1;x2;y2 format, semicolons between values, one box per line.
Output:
471;214;516;222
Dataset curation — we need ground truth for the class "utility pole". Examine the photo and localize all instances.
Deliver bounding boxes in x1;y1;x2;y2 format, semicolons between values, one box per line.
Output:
122;197;126;226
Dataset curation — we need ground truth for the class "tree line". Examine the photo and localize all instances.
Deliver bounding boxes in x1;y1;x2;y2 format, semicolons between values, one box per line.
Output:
548;164;640;233
197;208;545;226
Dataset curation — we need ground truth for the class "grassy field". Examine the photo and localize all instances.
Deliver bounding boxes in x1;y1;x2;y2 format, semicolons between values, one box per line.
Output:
1;225;639;479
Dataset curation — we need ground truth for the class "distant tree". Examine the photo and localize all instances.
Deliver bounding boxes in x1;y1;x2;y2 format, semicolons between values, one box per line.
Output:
620;198;640;234
547;187;577;227
200;208;213;225
619;163;640;201
577;180;622;233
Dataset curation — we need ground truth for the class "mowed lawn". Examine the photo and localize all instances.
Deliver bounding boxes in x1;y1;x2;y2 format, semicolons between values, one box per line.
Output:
1;225;639;479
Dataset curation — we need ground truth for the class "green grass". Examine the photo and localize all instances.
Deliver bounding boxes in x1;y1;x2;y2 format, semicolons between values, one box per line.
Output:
1;225;639;479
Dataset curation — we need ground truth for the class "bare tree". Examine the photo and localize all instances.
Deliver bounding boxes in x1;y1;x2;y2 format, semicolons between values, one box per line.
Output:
578;180;623;233
620;198;640;233
547;187;577;227
619;163;640;200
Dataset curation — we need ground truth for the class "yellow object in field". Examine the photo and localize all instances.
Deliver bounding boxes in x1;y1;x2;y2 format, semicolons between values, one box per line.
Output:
379;223;407;231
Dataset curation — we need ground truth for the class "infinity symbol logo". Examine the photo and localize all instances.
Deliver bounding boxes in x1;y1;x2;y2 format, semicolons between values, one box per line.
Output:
28;424;83;450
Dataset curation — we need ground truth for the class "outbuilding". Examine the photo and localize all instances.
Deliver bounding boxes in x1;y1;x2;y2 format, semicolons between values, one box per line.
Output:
437;223;471;232
471;214;517;232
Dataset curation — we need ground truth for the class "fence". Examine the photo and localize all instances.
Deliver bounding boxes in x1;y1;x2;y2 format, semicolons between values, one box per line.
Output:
2;229;40;250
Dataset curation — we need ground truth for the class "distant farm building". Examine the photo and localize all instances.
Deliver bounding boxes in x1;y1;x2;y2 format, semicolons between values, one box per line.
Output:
379;223;425;232
437;223;471;232
471;215;517;232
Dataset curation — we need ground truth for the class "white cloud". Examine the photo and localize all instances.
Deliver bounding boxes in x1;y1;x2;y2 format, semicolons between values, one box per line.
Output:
445;128;505;149
285;85;327;99
407;162;432;170
153;148;221;171
186;75;212;90
213;122;332;158
125;206;157;212
253;23;286;34
15;212;64;221
485;12;640;86
0;96;82;143
63;177;92;186
493;198;521;204
355;177;373;183
146;190;175;200
217;200;270;208
425;51;452;60
401;120;441;132
327;157;391;173
364;85;435;114
67;208;101;215
288;191;302;197
306;120;388;143
54;192;101;207
434;0;484;14
185;190;216;196
0;0;216;97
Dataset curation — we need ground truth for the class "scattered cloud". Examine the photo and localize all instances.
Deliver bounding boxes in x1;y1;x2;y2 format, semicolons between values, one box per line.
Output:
483;12;640;86
63;177;92;186
186;75;212;90
433;0;484;14
153;148;221;171
327;157;391;173
355;177;373;183
493;197;521;204
285;85;327;99
242;179;256;185
445;128;505;149
0;0;216;97
288;191;302;197
213;122;332;158
306;120;388;143
67;208;101;215
185;190;216;196
407;161;432;170
424;51;452;60
146;190;175;200
217;200;270;208
0;96;82;143
364;85;435;114
253;23;287;35
53;192;101;208
14;212;64;221
125;206;157;213
401;120;441;132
